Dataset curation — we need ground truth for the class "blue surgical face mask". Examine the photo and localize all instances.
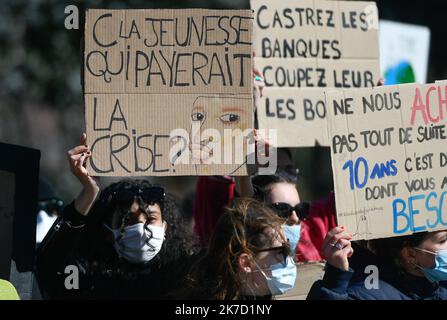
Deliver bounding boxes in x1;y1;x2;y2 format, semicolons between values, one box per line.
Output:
283;224;301;255
414;248;447;283
255;257;297;295
105;222;165;264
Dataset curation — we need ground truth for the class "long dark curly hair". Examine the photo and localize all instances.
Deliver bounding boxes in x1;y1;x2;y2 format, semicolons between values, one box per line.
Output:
76;179;200;281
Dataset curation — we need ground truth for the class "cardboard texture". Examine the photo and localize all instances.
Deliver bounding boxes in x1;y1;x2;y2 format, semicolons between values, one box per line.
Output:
326;83;447;240
251;0;380;147
84;9;254;176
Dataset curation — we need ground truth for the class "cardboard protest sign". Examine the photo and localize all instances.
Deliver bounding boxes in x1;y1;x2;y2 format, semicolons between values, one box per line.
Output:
326;83;447;240
84;9;254;176
251;0;380;147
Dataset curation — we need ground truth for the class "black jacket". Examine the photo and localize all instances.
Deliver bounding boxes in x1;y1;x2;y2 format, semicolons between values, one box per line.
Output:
35;202;197;299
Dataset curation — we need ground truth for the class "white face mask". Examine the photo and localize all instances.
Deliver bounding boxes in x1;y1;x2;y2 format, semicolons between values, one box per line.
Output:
106;222;165;264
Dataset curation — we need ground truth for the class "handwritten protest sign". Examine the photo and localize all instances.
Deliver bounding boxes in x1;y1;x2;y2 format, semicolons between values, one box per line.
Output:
84;9;254;176
326;83;447;240
251;0;380;147
0;143;40;285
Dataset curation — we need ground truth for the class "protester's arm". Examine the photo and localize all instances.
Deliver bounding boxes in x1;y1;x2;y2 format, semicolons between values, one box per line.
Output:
298;193;337;262
234;176;254;198
193;176;236;246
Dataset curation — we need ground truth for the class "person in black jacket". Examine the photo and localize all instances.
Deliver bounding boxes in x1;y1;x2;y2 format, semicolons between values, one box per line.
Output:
35;134;199;299
307;226;447;300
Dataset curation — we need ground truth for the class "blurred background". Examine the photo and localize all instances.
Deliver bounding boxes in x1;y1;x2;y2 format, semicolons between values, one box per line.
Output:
1;0;445;205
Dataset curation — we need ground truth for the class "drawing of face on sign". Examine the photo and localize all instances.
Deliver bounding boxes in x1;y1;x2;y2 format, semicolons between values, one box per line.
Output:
189;96;252;170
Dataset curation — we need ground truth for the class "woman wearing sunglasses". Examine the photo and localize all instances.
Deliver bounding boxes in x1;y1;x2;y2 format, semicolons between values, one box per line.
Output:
182;198;297;299
36;134;199;299
252;173;308;256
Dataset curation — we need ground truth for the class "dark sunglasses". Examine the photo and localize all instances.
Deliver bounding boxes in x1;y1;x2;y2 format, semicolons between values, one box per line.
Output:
112;186;165;209
270;202;310;220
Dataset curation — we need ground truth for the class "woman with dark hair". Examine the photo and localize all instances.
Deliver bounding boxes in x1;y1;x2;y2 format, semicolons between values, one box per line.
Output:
182;198;297;300
307;226;447;300
36;134;199;299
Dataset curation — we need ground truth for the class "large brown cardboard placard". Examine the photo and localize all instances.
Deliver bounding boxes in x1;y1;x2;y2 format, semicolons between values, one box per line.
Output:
326;83;447;240
84;9;254;176
258;87;329;146
251;0;380;147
